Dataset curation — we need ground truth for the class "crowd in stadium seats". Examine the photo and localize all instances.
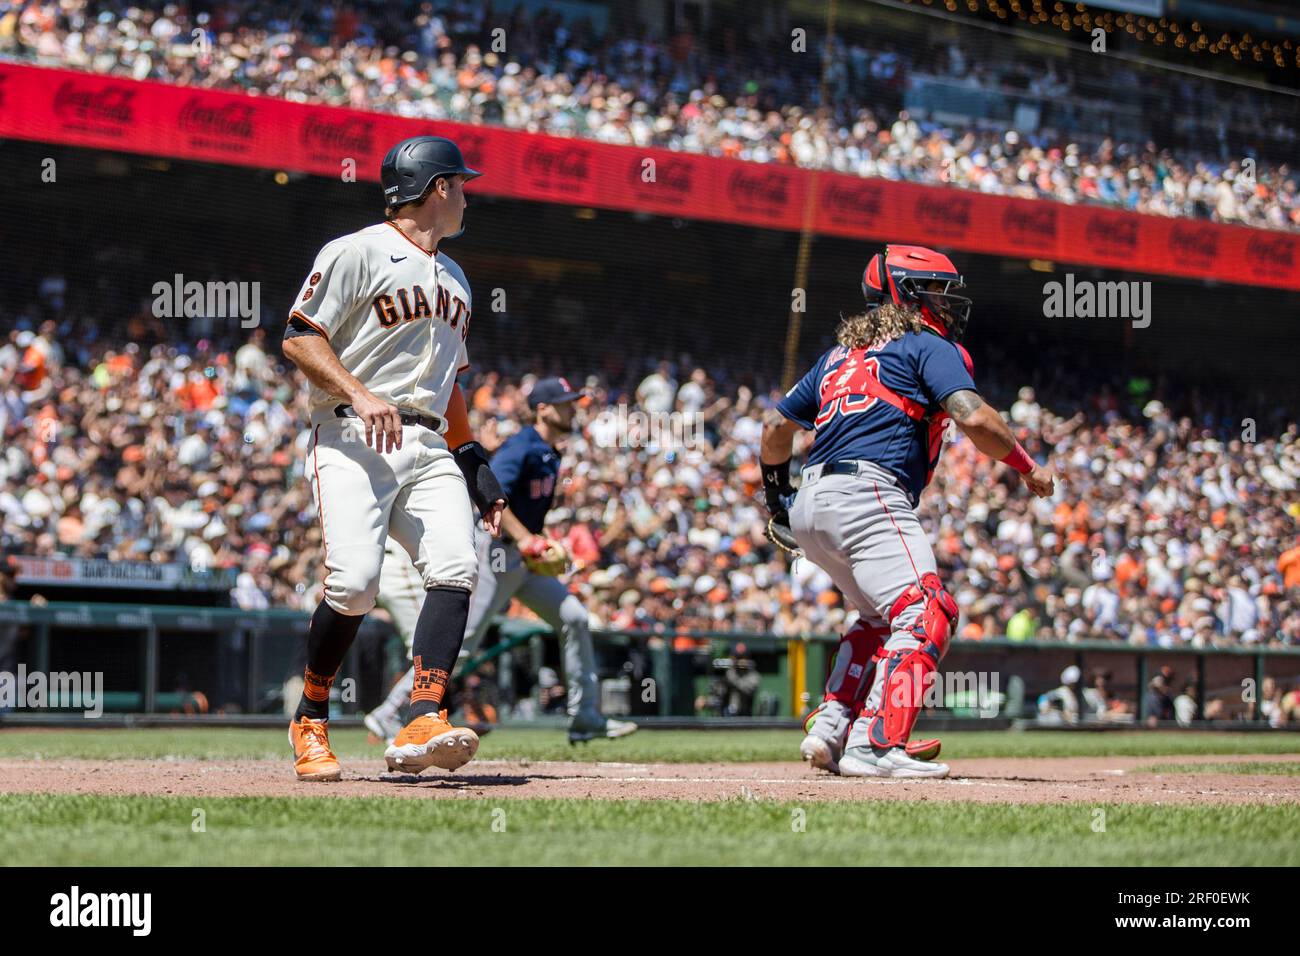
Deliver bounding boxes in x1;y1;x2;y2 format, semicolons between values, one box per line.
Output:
3;0;1298;230
2;315;1298;647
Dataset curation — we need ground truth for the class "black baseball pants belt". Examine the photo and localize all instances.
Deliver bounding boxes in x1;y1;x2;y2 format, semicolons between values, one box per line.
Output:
334;404;443;432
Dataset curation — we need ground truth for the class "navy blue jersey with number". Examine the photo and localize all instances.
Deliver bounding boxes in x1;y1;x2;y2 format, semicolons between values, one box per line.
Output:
776;331;977;503
490;425;561;534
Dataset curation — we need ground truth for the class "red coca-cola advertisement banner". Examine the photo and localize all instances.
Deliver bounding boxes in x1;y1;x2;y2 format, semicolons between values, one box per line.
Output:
3;62;1297;290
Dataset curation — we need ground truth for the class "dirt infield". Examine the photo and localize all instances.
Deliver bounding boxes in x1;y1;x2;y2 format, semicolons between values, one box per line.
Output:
2;752;1298;804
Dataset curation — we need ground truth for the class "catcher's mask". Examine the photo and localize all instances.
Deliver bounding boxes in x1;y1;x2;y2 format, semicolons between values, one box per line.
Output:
862;245;971;342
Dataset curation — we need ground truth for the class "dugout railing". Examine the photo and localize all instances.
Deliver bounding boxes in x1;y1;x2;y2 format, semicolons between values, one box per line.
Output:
1;602;1298;724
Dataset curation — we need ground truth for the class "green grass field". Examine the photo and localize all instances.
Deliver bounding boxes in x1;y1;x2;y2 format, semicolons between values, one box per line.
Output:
3;793;1296;866
3;726;1299;763
2;727;1297;866
1136;761;1300;776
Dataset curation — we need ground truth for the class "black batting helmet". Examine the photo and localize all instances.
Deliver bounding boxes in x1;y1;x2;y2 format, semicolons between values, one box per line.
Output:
381;136;481;208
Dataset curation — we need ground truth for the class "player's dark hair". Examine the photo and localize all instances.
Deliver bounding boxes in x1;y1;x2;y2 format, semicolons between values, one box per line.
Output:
384;176;444;219
385;193;428;220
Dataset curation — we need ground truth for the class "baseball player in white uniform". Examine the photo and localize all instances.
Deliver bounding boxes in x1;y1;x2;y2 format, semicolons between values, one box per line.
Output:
282;135;508;781
364;378;638;744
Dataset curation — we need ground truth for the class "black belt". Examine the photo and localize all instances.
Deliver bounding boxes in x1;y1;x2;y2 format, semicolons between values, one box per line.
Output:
820;460;866;477
334;404;443;432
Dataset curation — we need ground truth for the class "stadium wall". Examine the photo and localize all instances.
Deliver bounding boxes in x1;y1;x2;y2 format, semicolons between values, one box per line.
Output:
3;62;1299;290
3;602;1297;722
5;138;1294;397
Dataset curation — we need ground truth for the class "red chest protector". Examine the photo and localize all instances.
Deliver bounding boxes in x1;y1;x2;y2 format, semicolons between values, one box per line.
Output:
825;338;974;489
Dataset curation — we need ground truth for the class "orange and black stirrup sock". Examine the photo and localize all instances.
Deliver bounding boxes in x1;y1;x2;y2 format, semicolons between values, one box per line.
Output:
297;667;336;722
409;586;471;719
295;601;363;721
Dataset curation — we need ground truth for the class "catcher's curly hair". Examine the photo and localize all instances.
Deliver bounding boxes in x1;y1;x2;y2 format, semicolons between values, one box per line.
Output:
835;303;928;350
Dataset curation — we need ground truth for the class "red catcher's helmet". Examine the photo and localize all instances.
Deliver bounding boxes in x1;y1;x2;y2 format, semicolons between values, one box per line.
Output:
861;253;887;308
861;245;971;342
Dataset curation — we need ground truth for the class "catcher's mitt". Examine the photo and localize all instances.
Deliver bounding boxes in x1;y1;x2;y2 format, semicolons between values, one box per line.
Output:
765;512;803;559
520;536;570;576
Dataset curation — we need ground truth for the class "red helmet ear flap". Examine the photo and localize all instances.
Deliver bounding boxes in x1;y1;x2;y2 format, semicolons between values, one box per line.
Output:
881;246;903;304
862;253;887;306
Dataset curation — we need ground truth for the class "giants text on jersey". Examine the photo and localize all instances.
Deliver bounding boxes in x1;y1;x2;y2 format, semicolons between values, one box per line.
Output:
290;222;472;420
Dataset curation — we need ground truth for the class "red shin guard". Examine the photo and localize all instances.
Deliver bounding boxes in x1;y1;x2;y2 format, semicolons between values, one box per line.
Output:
866;573;959;750
821;620;889;710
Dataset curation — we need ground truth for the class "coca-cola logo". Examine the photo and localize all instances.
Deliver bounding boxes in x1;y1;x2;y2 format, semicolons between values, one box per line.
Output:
53;80;135;125
630;156;693;196
1167;223;1218;263
913;193;972;233
179;97;256;140
1083;212;1139;251
727;168;789;210
1246;233;1295;271
453;129;489;169
301;113;376;155
822;179;883;219
522;141;591;182
1001;203;1057;242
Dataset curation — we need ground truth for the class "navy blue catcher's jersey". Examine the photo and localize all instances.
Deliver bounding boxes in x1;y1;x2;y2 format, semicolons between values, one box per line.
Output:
777;331;977;503
489;425;562;535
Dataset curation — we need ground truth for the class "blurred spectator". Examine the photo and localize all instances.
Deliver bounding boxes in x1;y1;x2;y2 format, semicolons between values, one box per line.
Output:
455;671;499;729
1005;606;1036;641
1173;680;1198;726
1145;673;1176;724
1038;664;1082;724
1281;680;1300;725
537;666;566;714
1279;538;1300;590
1259;675;1284;726
1219;575;1259;639
636;361;677;416
0;317;1296;649
0;560;19;680
5;0;1298;231
1081;669;1134;721
722;643;760;716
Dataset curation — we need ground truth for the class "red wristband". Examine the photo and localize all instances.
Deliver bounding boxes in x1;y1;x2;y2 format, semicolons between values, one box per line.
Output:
1000;442;1034;475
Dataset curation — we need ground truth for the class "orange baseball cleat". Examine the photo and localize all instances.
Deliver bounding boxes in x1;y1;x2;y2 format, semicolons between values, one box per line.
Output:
289;716;342;781
383;710;479;775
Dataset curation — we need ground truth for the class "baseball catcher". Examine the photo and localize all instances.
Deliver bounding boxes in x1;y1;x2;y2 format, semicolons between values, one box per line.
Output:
761;245;1054;777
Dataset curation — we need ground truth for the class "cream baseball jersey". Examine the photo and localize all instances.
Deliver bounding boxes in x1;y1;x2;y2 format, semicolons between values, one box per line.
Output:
290;221;472;419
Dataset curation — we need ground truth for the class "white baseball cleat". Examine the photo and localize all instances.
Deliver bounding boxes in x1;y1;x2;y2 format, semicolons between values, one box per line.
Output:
799;733;840;774
800;699;853;774
568;716;638;743
363;707;403;745
838;745;950;779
